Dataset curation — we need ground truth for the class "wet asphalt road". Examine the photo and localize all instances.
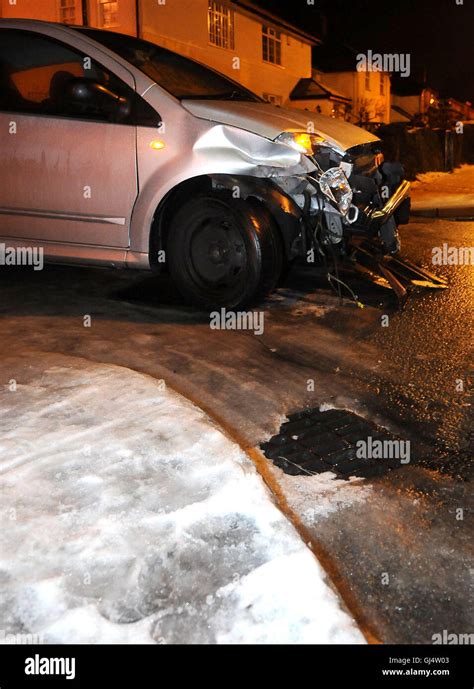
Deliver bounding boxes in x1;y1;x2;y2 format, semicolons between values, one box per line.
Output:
0;218;472;643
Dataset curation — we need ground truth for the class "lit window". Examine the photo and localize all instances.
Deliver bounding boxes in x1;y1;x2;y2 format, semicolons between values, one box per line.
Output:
331;103;346;119
365;71;371;91
380;73;385;96
208;1;235;50
262;25;282;65
100;0;119;28
59;0;77;24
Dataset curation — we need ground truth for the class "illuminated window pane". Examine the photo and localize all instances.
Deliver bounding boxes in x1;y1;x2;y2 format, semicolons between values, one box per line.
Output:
208;1;235;50
100;0;119;28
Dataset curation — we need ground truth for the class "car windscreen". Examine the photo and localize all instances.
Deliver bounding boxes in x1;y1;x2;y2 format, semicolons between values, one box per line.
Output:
77;29;262;102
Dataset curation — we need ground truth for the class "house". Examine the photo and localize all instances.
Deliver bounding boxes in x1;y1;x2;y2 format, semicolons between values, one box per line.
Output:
312;43;391;125
140;0;318;105
390;77;474;126
391;78;439;124
446;97;474;123
0;0;319;106
0;0;137;34
289;69;352;120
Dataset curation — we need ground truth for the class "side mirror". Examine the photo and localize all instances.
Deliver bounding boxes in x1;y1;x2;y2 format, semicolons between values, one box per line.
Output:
63;77;131;120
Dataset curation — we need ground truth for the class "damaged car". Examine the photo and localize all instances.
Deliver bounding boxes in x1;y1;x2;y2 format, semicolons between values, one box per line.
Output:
0;20;446;308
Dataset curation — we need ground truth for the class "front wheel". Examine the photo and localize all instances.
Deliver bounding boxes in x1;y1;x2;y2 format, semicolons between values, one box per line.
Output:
167;192;283;310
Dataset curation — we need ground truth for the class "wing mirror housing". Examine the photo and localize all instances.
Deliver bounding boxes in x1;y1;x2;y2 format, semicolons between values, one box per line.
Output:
64;77;132;120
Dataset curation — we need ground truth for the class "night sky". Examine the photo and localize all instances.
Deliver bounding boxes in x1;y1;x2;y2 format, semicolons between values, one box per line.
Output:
253;0;474;103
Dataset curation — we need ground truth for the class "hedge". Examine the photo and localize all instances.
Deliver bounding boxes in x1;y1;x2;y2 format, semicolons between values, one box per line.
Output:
376;123;474;179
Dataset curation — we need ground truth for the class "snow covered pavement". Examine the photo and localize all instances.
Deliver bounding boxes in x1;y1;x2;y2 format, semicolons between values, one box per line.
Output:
411;164;474;214
0;353;364;644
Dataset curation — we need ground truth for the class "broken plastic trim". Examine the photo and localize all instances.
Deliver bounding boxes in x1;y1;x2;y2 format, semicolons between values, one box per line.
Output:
349;238;448;305
364;180;411;230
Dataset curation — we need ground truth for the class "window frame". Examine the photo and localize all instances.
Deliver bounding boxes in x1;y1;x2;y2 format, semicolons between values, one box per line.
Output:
59;0;78;25
0;28;161;128
79;27;262;102
262;25;282;66
365;71;371;91
99;0;120;29
208;1;235;51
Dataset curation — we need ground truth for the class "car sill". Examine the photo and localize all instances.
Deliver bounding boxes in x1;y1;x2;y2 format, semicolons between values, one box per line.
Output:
0;207;126;226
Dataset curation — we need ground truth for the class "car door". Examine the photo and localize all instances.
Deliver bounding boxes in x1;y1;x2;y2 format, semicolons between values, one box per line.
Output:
0;28;138;248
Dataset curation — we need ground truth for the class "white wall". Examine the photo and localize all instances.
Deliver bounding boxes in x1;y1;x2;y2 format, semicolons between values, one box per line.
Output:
320;71;391;123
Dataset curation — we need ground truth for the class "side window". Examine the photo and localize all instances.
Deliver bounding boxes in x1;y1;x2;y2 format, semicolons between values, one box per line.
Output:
0;29;160;127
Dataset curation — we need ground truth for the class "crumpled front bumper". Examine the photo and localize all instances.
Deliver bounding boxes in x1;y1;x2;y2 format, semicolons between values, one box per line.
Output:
358;180;412;232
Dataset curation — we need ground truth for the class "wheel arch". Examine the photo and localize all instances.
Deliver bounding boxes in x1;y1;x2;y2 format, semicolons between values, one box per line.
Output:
148;174;304;271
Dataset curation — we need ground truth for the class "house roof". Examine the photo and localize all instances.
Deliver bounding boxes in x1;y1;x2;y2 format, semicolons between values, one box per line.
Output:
391;104;413;122
290;77;351;103
231;0;320;46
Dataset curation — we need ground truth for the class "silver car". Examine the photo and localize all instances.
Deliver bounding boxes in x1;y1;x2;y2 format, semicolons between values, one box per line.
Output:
2;19;438;309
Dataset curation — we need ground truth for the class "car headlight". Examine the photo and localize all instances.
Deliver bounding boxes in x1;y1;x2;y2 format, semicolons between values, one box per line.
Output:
319;167;353;217
275;131;332;156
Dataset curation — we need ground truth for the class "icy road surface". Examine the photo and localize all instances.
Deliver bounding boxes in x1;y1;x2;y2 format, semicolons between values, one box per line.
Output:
0;217;471;643
0;354;364;644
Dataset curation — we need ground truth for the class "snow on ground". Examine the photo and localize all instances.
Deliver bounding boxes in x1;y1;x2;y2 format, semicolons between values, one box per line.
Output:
411;164;474;209
0;353;365;644
270;467;373;526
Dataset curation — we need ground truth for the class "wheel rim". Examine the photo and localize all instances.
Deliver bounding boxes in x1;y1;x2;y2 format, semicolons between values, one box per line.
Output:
187;217;247;290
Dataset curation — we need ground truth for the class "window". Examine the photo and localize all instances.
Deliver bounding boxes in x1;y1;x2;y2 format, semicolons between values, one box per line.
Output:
331;102;346;119
0;29;160;126
365;71;371;91
380;73;385;96
262;25;282;65
99;0;119;28
208;1;235;50
59;0;77;24
263;93;282;106
80;28;261;102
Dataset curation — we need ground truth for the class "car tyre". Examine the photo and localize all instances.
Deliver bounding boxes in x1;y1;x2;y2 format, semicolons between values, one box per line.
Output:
167;191;283;310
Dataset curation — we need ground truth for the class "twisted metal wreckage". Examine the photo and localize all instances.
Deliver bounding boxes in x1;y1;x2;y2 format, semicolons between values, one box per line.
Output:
193;114;447;305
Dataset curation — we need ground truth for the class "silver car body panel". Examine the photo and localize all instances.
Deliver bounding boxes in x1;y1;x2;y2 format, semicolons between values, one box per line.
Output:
131;87;318;255
0;19;380;269
181;100;380;152
0;20;144;250
1;115;137;247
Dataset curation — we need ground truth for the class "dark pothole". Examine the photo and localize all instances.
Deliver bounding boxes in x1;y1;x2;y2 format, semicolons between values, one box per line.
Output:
261;408;411;479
